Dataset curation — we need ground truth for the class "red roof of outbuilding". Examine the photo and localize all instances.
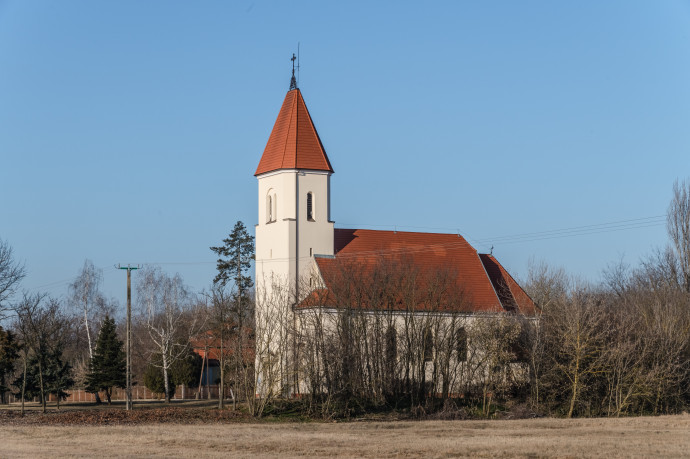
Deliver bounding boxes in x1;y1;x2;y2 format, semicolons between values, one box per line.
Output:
255;89;333;176
308;229;536;314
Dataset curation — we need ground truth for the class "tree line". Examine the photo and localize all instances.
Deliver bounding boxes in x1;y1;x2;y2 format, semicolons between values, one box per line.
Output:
0;179;689;419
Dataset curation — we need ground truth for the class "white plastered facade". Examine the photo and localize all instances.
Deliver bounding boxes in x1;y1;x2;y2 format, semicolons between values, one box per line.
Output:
255;169;334;305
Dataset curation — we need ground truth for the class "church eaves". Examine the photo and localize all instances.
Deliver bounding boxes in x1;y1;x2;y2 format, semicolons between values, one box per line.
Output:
255;89;334;176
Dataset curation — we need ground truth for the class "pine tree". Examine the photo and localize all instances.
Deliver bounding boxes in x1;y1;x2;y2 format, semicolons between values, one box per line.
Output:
210;221;254;296
143;347;202;399
43;344;73;410
85;315;125;404
13;351;43;401
210;221;254;408
0;326;20;404
12;343;72;407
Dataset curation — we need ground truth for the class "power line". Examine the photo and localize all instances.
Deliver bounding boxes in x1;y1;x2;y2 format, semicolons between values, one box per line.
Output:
474;215;665;244
25;264;113;293
336;214;666;250
481;221;664;246
21;214;668;294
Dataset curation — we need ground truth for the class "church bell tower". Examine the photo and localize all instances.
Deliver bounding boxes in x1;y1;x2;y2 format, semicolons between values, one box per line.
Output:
254;64;335;304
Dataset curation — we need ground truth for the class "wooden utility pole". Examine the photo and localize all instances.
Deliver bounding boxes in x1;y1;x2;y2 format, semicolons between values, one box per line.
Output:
117;264;139;411
219;300;225;409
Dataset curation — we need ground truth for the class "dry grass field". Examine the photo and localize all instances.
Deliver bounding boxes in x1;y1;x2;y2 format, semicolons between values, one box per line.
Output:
1;413;689;458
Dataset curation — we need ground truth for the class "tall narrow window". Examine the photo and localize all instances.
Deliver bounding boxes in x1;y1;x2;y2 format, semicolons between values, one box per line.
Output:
423;327;433;362
386;326;397;363
456;327;468;362
306;192;314;221
267;195;273;223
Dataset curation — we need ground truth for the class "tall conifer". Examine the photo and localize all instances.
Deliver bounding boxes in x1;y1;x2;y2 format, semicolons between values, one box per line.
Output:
85;315;125;404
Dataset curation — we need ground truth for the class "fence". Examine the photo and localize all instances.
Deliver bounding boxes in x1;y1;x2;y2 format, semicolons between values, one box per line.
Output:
4;385;224;404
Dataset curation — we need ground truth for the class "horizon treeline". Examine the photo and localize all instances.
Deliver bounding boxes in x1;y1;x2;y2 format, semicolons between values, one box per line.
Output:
0;180;688;419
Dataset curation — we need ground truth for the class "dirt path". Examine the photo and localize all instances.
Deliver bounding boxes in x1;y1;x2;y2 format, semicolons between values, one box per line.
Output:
1;414;689;458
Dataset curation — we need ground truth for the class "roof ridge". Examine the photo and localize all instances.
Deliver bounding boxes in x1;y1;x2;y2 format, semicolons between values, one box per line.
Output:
336;227;469;237
281;90;297;169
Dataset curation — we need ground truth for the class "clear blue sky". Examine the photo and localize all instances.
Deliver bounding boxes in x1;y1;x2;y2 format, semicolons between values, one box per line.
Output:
1;1;689;306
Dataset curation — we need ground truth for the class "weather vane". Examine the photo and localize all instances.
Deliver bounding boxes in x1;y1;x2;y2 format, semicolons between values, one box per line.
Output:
289;53;298;90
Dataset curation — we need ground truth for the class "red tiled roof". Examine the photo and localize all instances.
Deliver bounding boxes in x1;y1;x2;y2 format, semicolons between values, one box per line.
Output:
307;229;535;314
479;254;538;315
255;89;333;176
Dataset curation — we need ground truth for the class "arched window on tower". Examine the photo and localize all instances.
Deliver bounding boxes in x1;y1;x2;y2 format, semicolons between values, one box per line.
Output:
306;192;314;221
267;195;273;223
266;190;277;223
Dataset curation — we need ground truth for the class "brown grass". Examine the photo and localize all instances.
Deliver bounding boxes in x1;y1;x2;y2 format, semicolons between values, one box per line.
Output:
1;413;689;458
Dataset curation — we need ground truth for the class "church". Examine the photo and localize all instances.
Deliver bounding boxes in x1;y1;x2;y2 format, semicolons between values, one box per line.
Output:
253;70;536;396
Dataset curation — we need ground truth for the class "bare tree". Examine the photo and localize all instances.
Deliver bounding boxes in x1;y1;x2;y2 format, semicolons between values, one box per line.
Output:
251;274;292;417
621;259;690;414
524;258;568;312
137;267;201;403
470;315;523;416
205;285;238;409
541;284;609;418
668;178;690;292
13;294;71;414
292;255;521;417
0;239;25;321
522;259;570;409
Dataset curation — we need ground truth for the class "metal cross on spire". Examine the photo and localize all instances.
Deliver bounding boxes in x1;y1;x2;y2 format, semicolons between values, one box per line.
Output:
289;53;298;90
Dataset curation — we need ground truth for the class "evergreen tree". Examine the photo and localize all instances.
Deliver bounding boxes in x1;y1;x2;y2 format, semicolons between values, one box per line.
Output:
143;347;202;399
44;343;73;409
0;326;20;404
210;222;255;409
210;221;255;297
12;343;72;406
13;351;43;401
12;294;70;413
169;346;203;388
143;358;166;396
85;315;125;404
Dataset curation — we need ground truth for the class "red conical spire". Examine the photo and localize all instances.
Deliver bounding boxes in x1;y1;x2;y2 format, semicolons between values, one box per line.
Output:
255;88;334;176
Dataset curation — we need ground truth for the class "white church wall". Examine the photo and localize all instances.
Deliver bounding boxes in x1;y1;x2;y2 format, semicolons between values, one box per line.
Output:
256;169;333;304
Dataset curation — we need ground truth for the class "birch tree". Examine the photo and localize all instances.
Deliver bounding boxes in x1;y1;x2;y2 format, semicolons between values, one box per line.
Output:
137;267;201;403
68;261;114;361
